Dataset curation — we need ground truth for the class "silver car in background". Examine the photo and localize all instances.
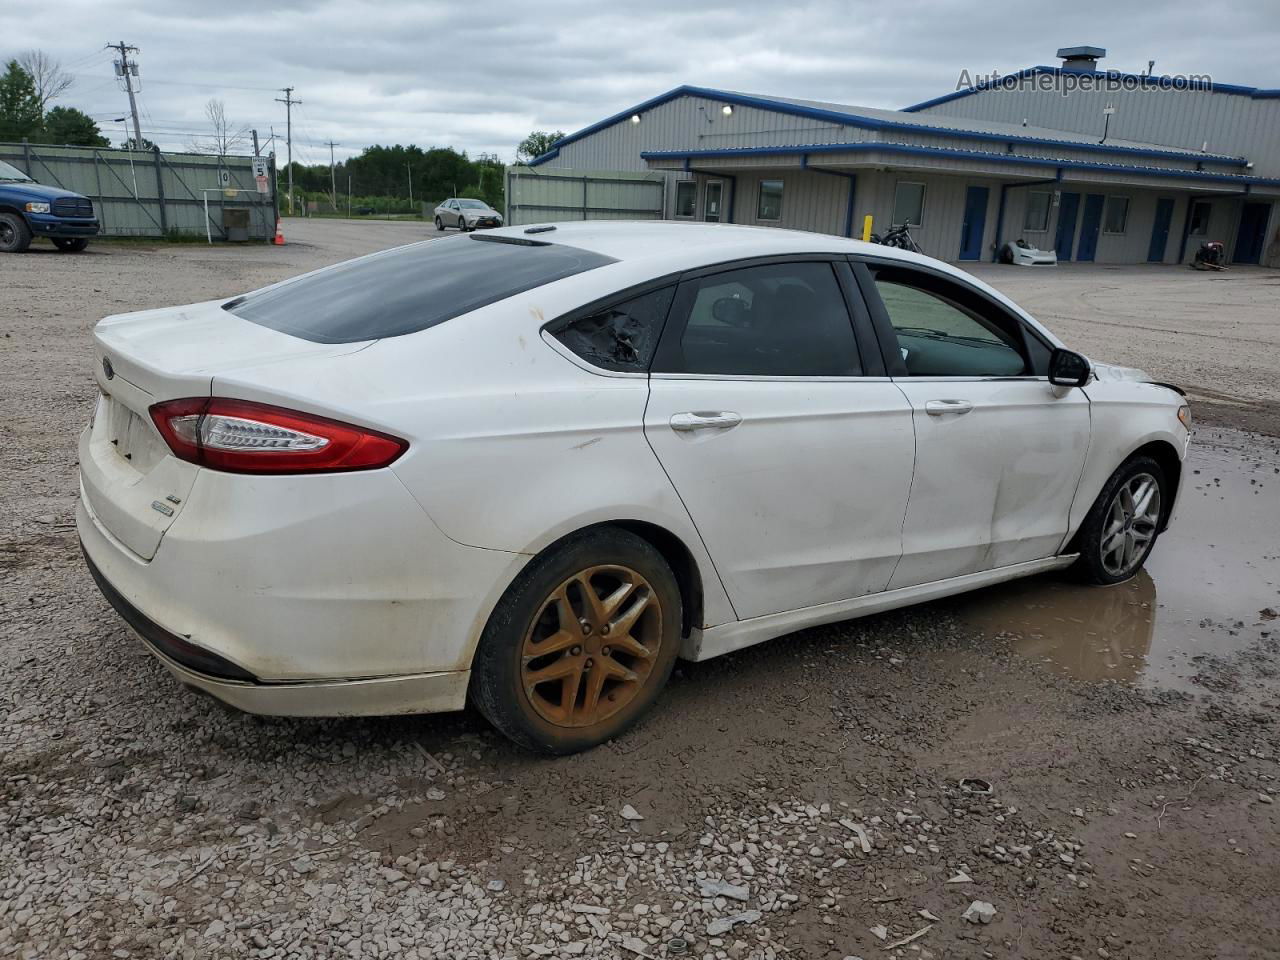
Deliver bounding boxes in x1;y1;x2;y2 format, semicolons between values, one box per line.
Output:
433;198;503;231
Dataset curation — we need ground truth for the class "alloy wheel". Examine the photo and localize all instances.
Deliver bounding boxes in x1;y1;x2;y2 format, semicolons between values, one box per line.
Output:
520;564;663;728
1099;472;1161;577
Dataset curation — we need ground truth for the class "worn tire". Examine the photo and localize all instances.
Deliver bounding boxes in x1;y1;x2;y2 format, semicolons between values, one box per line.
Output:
1072;455;1167;585
470;527;682;755
434;216;444;231
0;212;32;253
53;238;90;253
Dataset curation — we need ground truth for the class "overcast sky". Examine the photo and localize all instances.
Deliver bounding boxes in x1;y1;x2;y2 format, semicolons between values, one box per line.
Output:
7;0;1277;164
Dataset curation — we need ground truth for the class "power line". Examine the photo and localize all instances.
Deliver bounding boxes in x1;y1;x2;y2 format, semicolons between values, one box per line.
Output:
326;140;340;207
105;41;142;148
274;86;300;213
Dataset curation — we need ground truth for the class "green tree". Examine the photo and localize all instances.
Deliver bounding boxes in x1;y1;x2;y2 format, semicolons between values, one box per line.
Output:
0;60;42;142
39;106;109;147
515;130;565;163
120;136;157;151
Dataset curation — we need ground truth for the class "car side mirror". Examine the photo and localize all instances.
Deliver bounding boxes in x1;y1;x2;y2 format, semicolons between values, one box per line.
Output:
711;297;751;328
1049;348;1091;387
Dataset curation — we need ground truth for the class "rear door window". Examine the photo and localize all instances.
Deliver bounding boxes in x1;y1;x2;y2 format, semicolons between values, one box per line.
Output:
654;261;862;377
225;234;616;343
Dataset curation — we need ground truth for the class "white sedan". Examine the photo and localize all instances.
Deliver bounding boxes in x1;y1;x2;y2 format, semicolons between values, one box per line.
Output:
78;222;1190;753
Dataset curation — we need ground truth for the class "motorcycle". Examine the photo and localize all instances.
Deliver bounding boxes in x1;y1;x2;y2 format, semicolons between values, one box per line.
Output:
870;223;923;255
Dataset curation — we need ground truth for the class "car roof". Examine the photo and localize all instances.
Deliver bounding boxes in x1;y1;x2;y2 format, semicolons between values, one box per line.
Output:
475;221;1063;346
485;220;938;268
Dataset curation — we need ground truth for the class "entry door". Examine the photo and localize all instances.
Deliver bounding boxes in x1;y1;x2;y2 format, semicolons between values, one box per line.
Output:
1076;193;1105;262
859;262;1091;588
1233;202;1271;264
1055;192;1080;260
958;186;989;260
644;260;915;619
703;180;723;223
1148;198;1175;262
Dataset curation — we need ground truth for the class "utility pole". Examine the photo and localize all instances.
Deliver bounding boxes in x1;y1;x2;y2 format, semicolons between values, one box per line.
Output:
252;129;260;157
407;163;413;211
325;140;340;210
274;86;300;213
106;41;142;148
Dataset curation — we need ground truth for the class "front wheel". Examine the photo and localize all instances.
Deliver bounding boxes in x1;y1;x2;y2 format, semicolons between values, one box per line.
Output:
0;212;32;253
1073;456;1167;585
434;216;444;231
470;528;682;755
53;238;90;253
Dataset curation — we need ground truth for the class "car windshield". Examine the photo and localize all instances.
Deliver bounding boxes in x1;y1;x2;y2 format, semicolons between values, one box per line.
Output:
225;233;616;343
0;160;33;182
458;199;489;209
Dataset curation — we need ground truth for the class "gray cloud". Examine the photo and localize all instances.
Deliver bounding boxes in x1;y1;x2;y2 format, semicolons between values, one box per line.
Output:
8;0;1276;164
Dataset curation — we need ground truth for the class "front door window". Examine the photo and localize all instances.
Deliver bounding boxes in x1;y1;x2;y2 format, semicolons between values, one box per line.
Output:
703;180;722;222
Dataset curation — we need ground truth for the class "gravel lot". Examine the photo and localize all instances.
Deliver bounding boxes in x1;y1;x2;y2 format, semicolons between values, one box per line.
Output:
2;221;1279;960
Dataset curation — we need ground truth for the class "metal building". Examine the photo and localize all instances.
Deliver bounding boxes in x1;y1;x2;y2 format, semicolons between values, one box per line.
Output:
520;46;1279;266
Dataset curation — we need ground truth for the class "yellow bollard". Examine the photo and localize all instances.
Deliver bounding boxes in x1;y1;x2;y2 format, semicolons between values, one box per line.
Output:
862;215;873;242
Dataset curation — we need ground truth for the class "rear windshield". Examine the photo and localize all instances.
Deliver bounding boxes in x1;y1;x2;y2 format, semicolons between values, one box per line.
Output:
225;234;616;343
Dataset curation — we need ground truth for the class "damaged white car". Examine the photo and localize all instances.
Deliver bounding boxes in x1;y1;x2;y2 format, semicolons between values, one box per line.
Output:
79;222;1190;753
1000;238;1058;266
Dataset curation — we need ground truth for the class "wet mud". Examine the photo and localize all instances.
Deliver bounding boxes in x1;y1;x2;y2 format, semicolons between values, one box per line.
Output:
953;427;1280;689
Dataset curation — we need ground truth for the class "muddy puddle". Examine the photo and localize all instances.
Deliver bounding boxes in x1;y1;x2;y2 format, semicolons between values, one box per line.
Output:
951;428;1280;689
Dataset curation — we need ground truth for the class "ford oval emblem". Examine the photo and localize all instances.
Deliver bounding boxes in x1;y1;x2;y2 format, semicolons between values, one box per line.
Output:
102;356;114;380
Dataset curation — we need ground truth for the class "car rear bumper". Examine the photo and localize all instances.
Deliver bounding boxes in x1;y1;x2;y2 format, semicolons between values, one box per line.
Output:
27;214;100;238
81;537;470;715
77;450;528;710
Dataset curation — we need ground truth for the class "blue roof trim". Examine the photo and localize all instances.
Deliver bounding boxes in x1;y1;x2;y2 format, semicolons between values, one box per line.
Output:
903;65;1280;112
528;147;560;166
538;84;1246;168
640;142;1280;188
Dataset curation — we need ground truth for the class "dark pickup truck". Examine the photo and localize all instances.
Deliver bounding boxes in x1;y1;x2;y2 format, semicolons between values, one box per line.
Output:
0;158;100;253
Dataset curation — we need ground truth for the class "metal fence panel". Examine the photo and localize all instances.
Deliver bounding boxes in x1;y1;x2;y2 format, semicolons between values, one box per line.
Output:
0;140;276;240
505;167;666;225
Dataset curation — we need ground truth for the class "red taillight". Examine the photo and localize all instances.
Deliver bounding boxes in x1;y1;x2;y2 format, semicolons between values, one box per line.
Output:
149;398;407;474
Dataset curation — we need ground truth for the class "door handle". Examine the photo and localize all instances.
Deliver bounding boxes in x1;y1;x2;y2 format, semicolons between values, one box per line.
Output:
925;399;974;416
670;411;742;432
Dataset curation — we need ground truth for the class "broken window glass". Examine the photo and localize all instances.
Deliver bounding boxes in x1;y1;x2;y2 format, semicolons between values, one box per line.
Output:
552;286;676;372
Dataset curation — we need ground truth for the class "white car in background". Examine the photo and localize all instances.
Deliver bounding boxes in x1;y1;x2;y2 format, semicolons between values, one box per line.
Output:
78;222;1190;754
433;197;502;231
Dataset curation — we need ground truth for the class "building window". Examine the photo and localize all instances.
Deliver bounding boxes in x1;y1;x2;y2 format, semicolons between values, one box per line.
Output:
757;179;784;221
1023;191;1051;232
674;181;696;219
893;181;925;227
1189;200;1212;236
1103;196;1130;234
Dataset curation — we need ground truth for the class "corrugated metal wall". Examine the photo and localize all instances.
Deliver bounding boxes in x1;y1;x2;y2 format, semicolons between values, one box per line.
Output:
504;167;674;224
0;141;276;239
535;89;1279;264
911;82;1280;178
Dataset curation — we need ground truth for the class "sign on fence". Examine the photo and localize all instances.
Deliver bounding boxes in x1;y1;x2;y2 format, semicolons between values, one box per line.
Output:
252;156;269;194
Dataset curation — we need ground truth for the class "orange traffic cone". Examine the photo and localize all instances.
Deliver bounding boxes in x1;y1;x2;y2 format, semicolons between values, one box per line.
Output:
273;218;285;245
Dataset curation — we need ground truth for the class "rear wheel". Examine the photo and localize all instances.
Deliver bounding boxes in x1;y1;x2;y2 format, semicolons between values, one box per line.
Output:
0;213;32;253
1073;456;1166;585
470;528;682;754
53;238;90;252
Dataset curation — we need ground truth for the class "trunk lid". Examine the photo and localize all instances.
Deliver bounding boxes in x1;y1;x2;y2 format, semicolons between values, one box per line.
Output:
83;300;371;560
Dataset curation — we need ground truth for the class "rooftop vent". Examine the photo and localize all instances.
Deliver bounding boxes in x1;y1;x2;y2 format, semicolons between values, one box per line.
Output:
1057;45;1106;72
